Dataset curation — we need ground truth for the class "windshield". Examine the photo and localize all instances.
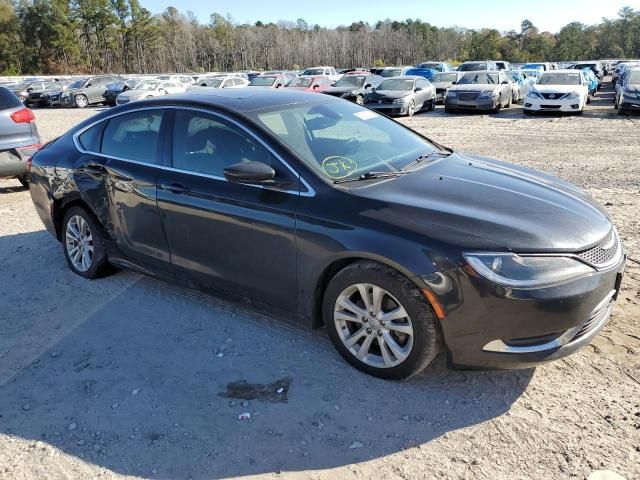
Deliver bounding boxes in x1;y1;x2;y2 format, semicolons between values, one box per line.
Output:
12;82;30;90
334;75;366;87
458;72;499;84
68;79;85;89
432;73;458;82
156;76;170;81
302;68;324;76
249;101;438;181
377;78;414;91
250;77;277;86
380;69;402;77
628;71;640;83
417;63;439;69
538;73;581;85
459;63;487;71
287;77;312;87
139;82;160;90
206;78;224;87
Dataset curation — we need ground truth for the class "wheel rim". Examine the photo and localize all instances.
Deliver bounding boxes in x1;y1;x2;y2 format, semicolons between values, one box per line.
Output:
356;96;363;105
76;96;87;107
65;215;94;272
334;283;414;369
408;101;415;115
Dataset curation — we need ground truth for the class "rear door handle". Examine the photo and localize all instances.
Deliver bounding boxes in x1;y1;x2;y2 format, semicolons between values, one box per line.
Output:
159;183;189;194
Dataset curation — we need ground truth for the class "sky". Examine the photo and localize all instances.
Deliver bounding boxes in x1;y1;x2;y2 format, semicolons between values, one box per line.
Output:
143;0;638;33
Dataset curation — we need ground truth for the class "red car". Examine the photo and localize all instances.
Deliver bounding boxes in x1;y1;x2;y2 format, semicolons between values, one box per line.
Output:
284;76;333;92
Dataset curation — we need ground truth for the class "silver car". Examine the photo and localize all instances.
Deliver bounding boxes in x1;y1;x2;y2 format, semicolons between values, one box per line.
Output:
430;72;463;103
445;70;512;113
0;87;41;187
364;76;436;116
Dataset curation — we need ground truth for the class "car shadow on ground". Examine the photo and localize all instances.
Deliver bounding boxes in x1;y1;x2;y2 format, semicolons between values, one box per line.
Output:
0;230;534;479
0;183;28;194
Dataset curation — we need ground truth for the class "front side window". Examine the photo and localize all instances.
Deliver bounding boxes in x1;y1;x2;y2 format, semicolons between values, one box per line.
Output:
251;101;439;181
250;77;276;86
172;110;287;180
101;110;164;163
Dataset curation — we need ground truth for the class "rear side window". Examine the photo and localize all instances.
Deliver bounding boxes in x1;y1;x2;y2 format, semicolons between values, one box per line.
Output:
77;123;105;151
0;87;21;109
101;110;164;164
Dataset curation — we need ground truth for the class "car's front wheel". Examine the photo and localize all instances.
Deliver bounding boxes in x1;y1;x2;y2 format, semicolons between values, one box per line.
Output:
62;207;110;278
74;95;88;108
406;100;415;116
323;262;440;379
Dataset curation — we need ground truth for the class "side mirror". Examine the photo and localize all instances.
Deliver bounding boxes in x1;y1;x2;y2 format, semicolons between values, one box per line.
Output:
451;81;457;85
27;88;33;92
224;161;275;184
414;87;423;92
313;84;319;89
364;83;372;89
501;81;509;85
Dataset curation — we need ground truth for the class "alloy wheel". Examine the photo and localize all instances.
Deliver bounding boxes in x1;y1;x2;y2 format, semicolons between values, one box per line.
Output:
65;215;94;272
334;283;414;368
407;101;415;116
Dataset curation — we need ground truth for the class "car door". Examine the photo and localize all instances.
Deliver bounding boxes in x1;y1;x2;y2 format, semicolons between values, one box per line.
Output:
156;108;300;310
75;108;172;269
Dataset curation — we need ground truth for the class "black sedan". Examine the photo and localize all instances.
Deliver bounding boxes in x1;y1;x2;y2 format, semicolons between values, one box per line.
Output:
29;90;625;379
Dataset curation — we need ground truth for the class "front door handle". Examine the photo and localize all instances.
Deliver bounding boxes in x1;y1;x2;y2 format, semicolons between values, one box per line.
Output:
159;183;189;194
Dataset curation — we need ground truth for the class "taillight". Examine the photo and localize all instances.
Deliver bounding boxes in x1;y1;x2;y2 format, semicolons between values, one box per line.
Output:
10;107;35;123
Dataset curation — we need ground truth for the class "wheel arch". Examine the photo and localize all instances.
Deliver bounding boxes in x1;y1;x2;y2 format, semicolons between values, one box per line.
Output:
52;195;102;241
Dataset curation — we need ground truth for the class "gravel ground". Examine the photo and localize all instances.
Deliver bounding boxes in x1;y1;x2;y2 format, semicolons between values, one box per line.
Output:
0;82;638;480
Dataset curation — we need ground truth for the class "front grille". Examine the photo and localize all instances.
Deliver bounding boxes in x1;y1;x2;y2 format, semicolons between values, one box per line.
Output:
458;92;479;101
540;105;561;109
576;230;619;267
541;92;567;100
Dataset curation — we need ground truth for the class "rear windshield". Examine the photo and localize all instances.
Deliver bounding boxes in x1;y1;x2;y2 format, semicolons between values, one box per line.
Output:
459;63;487;71
0;87;21;109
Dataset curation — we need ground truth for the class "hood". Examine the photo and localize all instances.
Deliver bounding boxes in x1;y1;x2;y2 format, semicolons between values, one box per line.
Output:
118;89;152;100
323;86;360;95
531;84;582;93
449;84;499;92
431;81;454;89
368;90;412;99
350;153;611;252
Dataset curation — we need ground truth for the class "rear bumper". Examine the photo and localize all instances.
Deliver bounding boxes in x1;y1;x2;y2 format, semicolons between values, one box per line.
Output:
426;254;626;370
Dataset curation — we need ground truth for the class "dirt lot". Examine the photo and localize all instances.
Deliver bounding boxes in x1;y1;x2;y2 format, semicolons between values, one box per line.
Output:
0;84;639;480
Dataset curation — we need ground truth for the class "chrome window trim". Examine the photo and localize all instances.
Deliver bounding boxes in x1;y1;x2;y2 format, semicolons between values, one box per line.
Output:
72;104;316;197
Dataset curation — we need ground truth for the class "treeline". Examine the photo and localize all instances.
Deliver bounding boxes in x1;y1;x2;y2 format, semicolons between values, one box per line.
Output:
1;1;640;75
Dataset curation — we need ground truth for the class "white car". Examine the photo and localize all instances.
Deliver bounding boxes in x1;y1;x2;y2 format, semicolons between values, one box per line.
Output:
155;74;195;86
198;76;249;88
523;70;589;114
116;81;185;105
300;66;341;82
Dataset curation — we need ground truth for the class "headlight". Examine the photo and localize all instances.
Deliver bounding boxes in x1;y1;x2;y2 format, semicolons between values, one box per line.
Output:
463;252;593;289
566;91;580;100
527;90;542;99
447;90;458;98
392;97;407;104
479;90;498;98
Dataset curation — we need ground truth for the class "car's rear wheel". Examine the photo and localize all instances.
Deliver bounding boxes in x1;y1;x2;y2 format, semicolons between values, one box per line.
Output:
17;175;29;188
74;95;88;108
62;207;110;279
323;262;440;379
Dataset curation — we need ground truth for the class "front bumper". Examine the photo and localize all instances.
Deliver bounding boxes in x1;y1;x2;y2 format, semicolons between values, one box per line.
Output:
366;102;410;116
524;97;583;112
619;98;640;111
445;97;497;111
427;253;626;370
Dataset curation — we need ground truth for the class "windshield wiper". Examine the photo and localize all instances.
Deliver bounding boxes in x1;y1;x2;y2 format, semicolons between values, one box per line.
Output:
400;151;452;172
333;171;409;184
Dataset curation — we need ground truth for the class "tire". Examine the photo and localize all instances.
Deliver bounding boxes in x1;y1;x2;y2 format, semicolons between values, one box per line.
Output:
427;98;435;111
618;107;628;116
493;101;502;114
62;206;111;279
523;109;533;116
444;107;455;114
74;94;88;108
505;96;511;108
355;95;364;105
406;100;415;117
323;261;440;380
17;175;29;188
586;96;591;105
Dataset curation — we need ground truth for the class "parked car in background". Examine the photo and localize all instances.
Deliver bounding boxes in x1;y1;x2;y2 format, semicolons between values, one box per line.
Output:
581;68;598;98
46;78;86;107
615;68;640;115
505;70;528;103
156;74;195;86
445;70;512;113
29;89;625;379
61;75;123;108
571;61;604;83
322;74;383;104
285;75;333;92
379;67;413;78
199;76;249;88
0;87;40;187
496;61;512;70
364;76;436;116
519;69;543;84
458;61;499;72
404;67;438;80
415;62;453;72
300;66;340;81
430;72;462;103
10;81;54;103
522;62;554;72
26;81;69;107
103;78;145;107
523;70;589;115
115;81;185;105
248;75;290;88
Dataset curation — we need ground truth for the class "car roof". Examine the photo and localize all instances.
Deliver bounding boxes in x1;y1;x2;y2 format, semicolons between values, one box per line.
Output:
542;69;582;74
